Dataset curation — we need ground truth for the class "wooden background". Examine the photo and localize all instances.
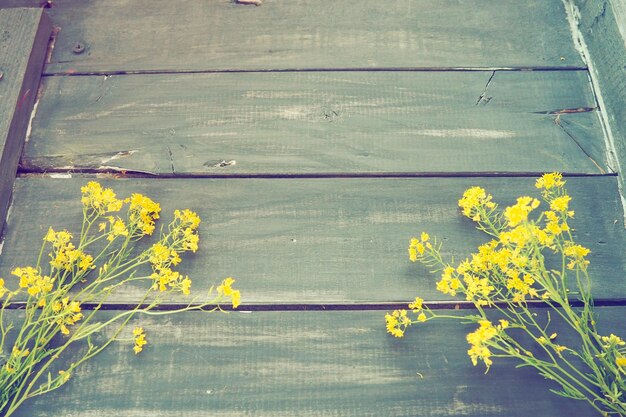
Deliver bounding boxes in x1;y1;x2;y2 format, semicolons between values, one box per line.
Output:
1;1;625;416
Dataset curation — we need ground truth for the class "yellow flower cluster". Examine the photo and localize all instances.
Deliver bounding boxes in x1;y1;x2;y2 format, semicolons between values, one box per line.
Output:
408;232;430;262
51;297;83;335
81;181;124;214
99;216;129;241
216;277;241;308
601;334;625;349
466;320;497;367
149;243;192;295
132;327;147;354
385;309;411;338
0;278;7;299
466;320;508;368
535;172;565;190
44;228;94;272
408;296;427;322
458;186;497;221
128;194;161;236
12;267;54;306
564;243;591;270
504;196;540;227
174;209;201;253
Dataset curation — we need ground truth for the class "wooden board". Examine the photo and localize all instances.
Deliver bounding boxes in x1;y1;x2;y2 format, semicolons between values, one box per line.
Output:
1;176;624;304
0;8;51;233
41;0;584;74
9;307;626;416
572;0;626;202
23;71;607;175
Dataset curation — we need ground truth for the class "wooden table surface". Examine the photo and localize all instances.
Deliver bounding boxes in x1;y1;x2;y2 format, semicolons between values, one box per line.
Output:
1;1;625;416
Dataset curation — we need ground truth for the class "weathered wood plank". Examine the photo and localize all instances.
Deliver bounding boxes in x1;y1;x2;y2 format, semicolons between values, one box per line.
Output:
0;8;51;233
1;176;624;304
571;0;626;205
10;307;626;416
23;71;607;175
41;0;584;74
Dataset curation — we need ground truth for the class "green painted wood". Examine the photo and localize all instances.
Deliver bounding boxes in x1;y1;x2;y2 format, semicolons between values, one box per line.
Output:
0;8;51;233
1;176;624;304
0;1;48;7
571;0;626;195
9;307;626;416
23;71;607;175
40;0;584;74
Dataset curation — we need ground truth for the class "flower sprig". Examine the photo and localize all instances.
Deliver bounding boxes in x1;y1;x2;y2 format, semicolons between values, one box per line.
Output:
387;173;625;416
0;182;241;417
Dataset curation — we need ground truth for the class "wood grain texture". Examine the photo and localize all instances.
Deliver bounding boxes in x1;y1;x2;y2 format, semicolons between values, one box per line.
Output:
0;8;51;233
24;71;607;175
40;0;584;74
572;0;626;195
9;307;626;417
1;176;624;304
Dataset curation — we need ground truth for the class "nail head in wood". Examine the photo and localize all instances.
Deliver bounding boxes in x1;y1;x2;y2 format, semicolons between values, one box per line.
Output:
72;42;85;54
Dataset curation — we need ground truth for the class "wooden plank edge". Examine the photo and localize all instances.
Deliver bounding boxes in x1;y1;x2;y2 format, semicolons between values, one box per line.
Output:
5;298;626;312
15;170;618;179
40;66;590;76
0;8;51;236
567;0;626;222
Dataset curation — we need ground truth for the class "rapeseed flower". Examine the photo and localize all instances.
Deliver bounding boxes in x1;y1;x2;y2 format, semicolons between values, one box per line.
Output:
132;327;147;354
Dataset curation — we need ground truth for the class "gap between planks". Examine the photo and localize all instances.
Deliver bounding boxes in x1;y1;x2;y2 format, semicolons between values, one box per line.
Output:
5;299;626;312
41;66;590;77
15;171;618;179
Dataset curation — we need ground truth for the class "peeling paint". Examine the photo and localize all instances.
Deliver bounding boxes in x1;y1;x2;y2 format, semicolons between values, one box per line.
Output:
414;129;516;139
100;150;138;164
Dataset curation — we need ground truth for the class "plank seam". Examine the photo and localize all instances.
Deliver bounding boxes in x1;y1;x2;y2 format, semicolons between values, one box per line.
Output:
41;66;590;77
15;170;618;179
4;299;626;312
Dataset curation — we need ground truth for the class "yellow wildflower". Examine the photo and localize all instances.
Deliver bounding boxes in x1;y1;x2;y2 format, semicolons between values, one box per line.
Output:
128;193;161;236
0;278;7;298
535;172;565;190
58;370;71;382
106;216;129;241
458;187;495;219
81;181;124;214
181;228;199;252
217;277;241;308
43;227;56;242
550;195;571;213
52;297;83;335
417;312;427;322
503;196;540;227
174;209;201;229
385;309;411;338
466;320;498;368
616;357;626;367
408;296;424;312
132;327;147;354
601;334;626;349
564;243;590;270
463;274;493;306
408;246;418;262
181;276;192;296
12;267;54;298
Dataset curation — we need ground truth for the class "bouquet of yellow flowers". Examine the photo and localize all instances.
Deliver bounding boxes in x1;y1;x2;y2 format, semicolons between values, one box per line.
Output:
0;182;240;416
386;173;625;416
